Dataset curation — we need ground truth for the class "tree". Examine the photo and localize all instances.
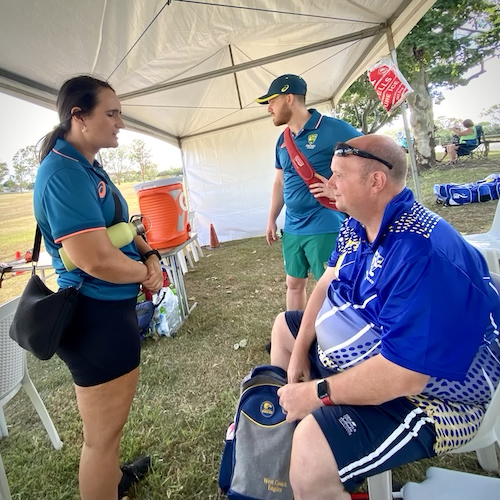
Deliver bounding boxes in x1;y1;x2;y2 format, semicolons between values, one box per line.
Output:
0;161;8;184
157;167;183;178
335;75;401;134
434;116;463;144
12;145;37;192
481;103;500;124
129;139;158;182
480;104;500;134
398;0;500;169
100;145;132;185
336;0;500;170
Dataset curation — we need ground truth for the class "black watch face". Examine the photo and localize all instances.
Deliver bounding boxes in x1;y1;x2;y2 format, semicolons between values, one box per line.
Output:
317;379;328;399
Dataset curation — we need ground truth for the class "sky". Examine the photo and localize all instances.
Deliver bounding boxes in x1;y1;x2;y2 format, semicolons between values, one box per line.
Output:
0;58;499;172
0;95;183;172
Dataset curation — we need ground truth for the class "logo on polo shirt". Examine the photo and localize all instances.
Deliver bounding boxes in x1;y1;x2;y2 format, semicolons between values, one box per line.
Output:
306;133;318;149
97;181;106;199
366;249;384;284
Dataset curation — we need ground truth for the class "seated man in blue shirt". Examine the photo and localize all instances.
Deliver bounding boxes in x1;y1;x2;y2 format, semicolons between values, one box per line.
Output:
270;134;500;499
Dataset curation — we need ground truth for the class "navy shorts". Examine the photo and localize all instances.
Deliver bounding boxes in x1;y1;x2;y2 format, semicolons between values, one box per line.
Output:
57;294;141;387
285;311;437;492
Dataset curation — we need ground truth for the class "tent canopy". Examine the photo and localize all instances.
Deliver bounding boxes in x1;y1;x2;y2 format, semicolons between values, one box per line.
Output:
0;0;434;146
0;0;435;245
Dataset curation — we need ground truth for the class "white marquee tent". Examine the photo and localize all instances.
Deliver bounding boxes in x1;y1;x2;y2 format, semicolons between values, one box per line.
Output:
0;0;435;245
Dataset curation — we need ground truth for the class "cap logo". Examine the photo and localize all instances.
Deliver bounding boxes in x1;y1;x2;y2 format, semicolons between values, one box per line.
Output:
281;84;290;92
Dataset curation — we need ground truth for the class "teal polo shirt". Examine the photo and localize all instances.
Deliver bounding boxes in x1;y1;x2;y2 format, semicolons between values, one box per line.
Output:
33;138;140;300
275;109;362;235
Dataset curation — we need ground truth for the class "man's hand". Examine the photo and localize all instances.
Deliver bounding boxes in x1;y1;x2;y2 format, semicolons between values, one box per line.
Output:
277;380;322;422
266;220;279;246
309;173;336;200
141;257;163;294
287;346;311;383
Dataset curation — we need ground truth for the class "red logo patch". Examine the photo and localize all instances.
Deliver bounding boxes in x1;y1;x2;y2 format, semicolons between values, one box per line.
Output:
97;181;106;199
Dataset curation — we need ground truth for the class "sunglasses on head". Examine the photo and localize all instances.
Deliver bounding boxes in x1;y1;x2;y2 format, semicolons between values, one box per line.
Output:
334;142;393;170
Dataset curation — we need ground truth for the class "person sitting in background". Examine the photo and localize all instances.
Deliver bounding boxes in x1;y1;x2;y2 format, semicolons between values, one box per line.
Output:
270;134;500;499
438;119;479;164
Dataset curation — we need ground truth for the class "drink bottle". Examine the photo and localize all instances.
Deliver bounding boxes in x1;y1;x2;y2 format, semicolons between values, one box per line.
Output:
59;220;145;271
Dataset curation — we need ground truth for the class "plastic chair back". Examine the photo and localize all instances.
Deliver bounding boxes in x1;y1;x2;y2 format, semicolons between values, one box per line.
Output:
0;297;23;403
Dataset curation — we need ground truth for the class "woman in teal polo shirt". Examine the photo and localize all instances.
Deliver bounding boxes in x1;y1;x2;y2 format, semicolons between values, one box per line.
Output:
34;76;163;499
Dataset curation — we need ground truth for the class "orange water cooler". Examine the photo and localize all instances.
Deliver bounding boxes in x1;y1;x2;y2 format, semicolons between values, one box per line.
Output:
134;177;190;249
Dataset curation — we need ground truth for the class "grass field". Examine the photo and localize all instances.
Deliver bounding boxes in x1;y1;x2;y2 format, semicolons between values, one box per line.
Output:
1;155;500;499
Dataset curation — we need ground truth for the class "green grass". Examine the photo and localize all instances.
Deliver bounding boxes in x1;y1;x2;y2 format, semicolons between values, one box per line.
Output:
1;154;500;499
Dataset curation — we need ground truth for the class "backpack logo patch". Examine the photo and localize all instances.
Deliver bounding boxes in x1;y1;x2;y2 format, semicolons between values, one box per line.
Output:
260;401;275;417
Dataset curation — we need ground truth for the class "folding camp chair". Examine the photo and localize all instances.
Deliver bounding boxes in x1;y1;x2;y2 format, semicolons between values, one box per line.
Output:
458;125;486;162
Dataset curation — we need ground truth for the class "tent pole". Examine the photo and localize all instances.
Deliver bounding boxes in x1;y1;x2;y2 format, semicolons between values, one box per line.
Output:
178;138;191;213
386;30;422;203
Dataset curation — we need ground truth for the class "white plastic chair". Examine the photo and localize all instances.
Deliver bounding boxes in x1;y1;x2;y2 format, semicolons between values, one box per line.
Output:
0;451;11;500
367;271;500;499
464;201;500;274
0;296;62;450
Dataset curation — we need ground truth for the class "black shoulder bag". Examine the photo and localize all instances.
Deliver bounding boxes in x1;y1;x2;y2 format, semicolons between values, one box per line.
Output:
9;191;123;360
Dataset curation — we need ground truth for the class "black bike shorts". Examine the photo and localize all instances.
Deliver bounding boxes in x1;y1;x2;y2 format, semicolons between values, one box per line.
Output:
57;294;141;387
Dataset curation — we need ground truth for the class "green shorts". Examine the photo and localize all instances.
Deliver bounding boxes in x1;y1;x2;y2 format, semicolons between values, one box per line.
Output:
281;231;339;281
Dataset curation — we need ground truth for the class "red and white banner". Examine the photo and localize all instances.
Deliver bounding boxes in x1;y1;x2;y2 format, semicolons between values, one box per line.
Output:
368;57;413;115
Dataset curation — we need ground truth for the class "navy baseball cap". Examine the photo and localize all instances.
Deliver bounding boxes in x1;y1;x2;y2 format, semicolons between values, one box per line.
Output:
256;74;307;104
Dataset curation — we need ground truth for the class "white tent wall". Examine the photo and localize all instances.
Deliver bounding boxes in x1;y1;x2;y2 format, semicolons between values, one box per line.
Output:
183;102;334;246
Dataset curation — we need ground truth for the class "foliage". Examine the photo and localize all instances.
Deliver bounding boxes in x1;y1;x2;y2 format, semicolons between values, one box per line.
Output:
3;178;16;190
0;161;8;184
480;104;500;134
335;75;401;133
100;145;133;185
398;0;500;90
12;145;37;192
336;0;500;169
434;116;463;143
158;167;184;178
129;139;158;182
481;103;500;123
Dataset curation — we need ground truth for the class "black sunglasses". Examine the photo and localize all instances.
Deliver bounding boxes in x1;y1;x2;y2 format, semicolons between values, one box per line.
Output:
334;142;393;170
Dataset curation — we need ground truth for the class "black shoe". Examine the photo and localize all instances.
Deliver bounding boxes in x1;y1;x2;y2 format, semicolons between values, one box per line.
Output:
118;455;151;499
265;341;271;354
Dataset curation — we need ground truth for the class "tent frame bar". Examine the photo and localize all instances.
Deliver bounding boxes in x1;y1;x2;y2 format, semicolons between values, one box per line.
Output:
119;24;386;101
181;98;332;142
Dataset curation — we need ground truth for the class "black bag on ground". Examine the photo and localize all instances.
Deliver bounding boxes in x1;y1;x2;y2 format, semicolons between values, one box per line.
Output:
9;226;81;360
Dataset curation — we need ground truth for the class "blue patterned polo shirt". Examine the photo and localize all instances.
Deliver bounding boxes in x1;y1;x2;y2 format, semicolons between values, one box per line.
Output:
315;187;500;453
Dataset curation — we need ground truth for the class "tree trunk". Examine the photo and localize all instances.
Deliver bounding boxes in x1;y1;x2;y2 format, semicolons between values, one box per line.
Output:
406;67;436;171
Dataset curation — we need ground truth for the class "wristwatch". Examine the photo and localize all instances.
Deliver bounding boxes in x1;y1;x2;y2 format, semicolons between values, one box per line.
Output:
141;249;162;262
316;379;334;406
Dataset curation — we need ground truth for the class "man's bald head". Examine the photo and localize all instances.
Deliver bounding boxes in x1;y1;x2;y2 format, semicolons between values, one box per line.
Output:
344;135;408;185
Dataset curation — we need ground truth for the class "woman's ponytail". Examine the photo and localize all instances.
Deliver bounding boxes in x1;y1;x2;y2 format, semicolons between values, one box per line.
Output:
38;122;68;162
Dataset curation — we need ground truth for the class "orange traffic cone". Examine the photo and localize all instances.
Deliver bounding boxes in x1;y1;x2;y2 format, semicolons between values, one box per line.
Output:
209;223;220;249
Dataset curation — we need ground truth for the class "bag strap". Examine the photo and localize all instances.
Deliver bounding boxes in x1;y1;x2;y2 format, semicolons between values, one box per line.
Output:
283;126;337;211
111;190;123;225
32;182;123;265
